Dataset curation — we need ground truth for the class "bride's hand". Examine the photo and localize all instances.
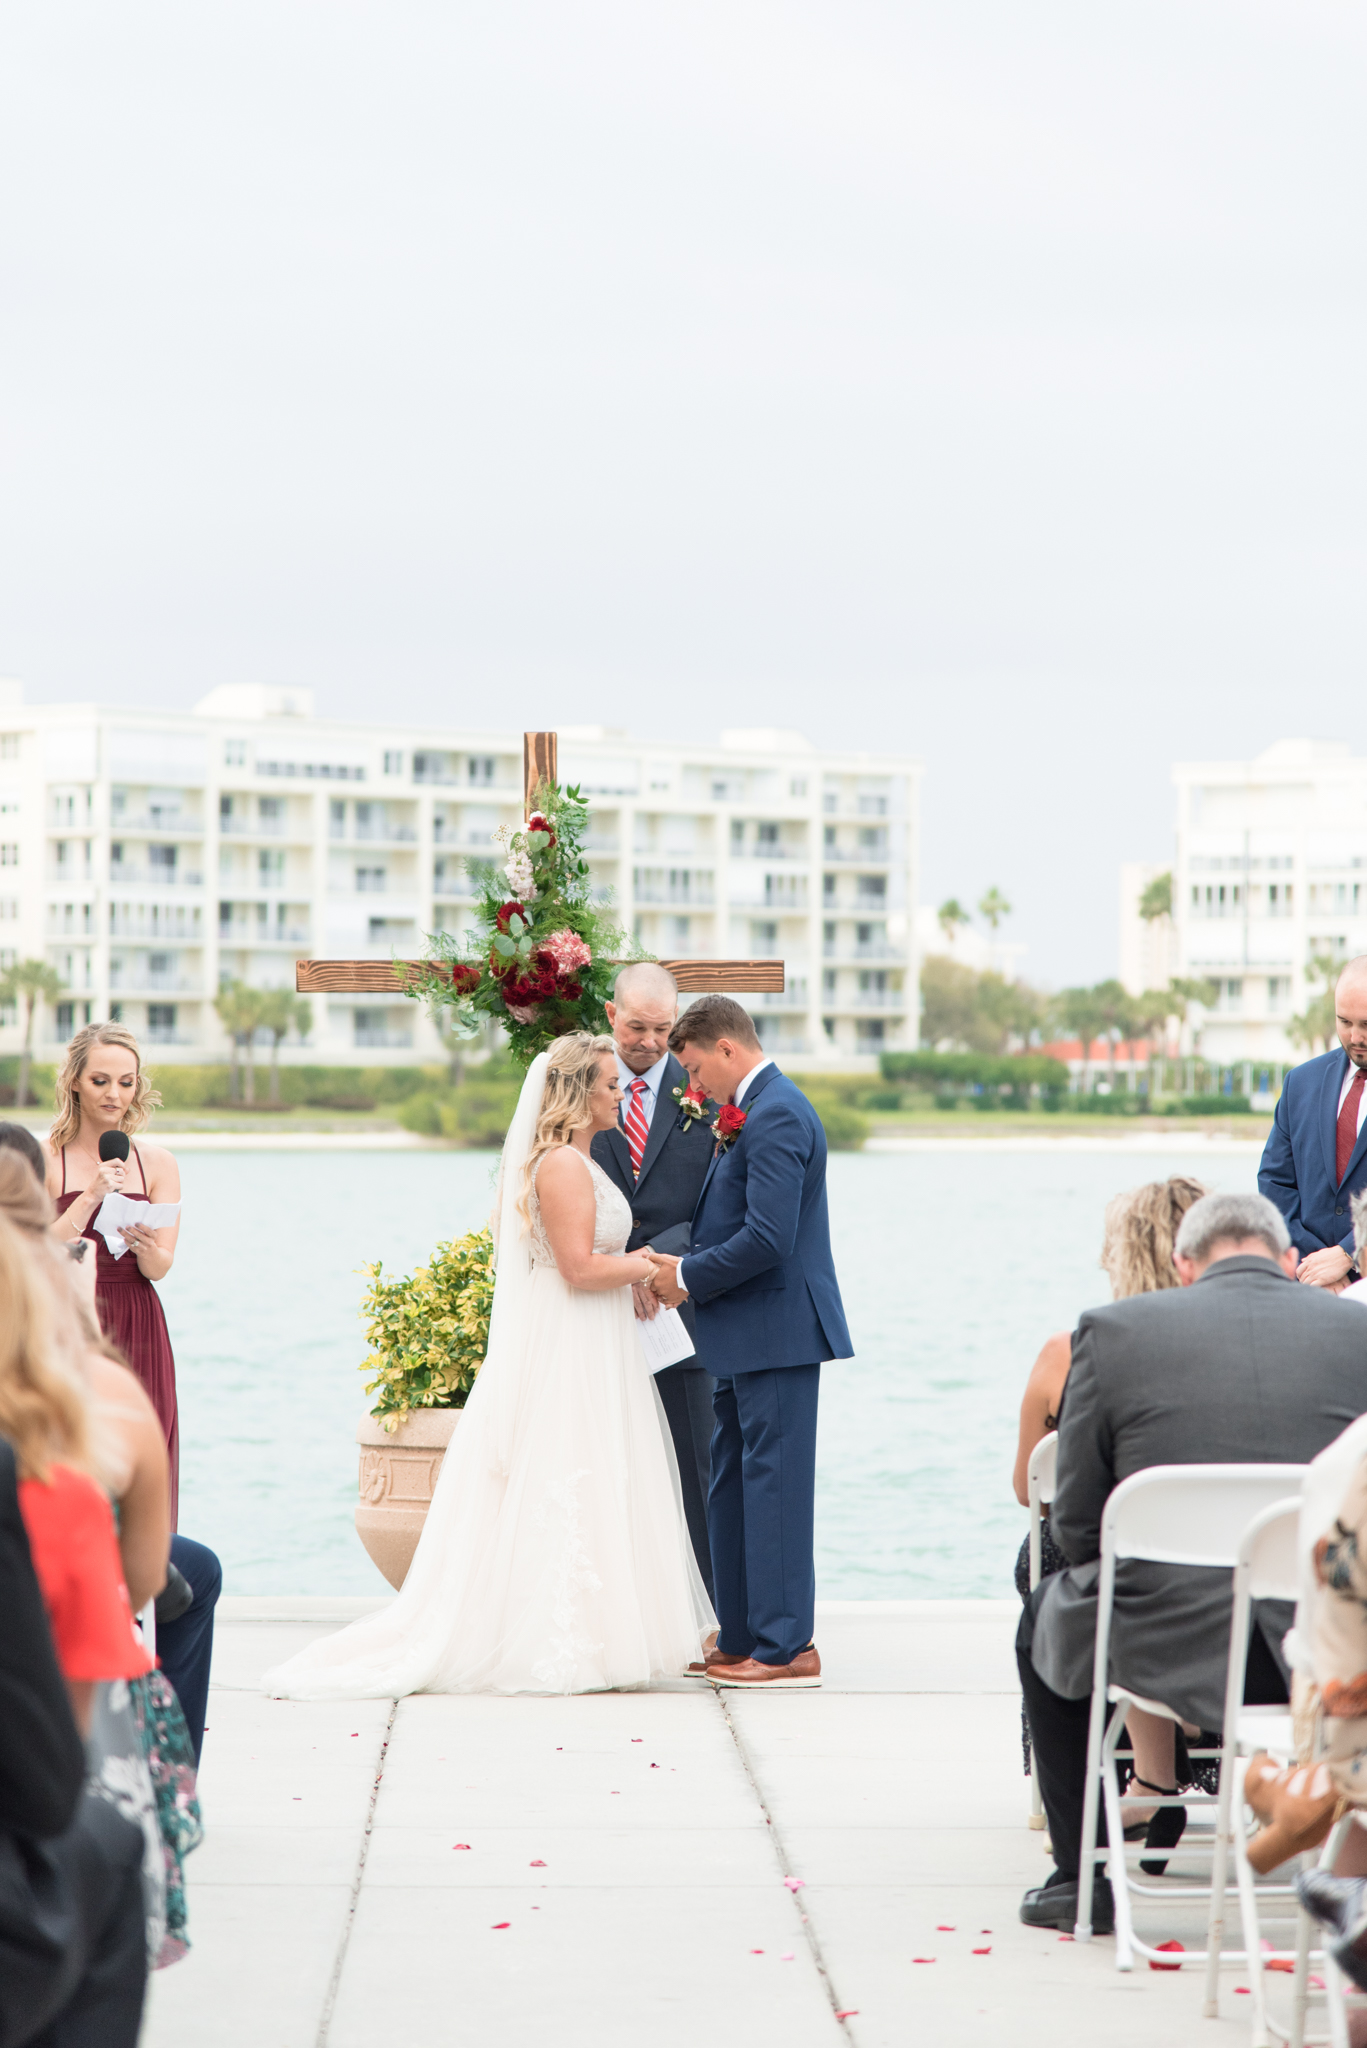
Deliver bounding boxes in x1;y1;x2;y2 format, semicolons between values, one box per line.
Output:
631;1280;661;1321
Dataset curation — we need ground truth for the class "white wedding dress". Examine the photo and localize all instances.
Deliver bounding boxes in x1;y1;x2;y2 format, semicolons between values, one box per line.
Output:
263;1055;715;1699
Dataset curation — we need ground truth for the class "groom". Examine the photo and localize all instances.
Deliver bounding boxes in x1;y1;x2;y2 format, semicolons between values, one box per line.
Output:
647;995;851;1688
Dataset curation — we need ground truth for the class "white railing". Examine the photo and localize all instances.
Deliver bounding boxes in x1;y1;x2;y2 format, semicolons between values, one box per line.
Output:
109;869;205;888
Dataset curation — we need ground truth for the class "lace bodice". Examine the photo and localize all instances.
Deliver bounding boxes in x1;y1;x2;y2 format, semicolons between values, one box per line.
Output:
529;1150;632;1268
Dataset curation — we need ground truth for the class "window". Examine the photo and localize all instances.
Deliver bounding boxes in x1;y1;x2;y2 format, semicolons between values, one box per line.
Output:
757;822;780;847
0;735;18;760
823;825;836;851
823;920;836;945
147;1004;178;1042
355;802;375;839
258;849;284;886
858;826;887;854
857;794;888;816
220;794;234;823
822;1015;835;1040
383;750;403;776
224;739;247;767
353;1006;410;1049
330;799;346;838
1267;977;1291;1012
0;844;17;866
823;968;837;996
764;873;805;907
355;866;386;893
856;874;887;903
149;844;177;874
259;796;283;823
856;1018;886;1046
1216;978;1244;1012
55;1002;75;1036
730;819;744;849
467;756;495;786
0;899;17;921
823;873;836;901
664;916;691;948
790;778;807;798
751;920;779;949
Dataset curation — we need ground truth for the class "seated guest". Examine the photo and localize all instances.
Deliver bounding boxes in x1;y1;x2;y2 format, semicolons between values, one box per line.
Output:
0;1212;150;2046
1012;1174;1207;1862
1018;1189;1367;1934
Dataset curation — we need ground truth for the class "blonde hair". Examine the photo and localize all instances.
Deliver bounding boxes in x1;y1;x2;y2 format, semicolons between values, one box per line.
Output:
50;1023;162;1150
1100;1175;1209;1299
518;1034;617;1225
0;1209;91;1481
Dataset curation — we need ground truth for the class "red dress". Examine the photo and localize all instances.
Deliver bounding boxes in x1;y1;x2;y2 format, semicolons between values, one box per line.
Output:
19;1463;153;1681
57;1143;180;1526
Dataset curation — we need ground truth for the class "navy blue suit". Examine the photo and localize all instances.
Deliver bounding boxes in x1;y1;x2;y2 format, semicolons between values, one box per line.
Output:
682;1064;851;1666
1259;1047;1367;1261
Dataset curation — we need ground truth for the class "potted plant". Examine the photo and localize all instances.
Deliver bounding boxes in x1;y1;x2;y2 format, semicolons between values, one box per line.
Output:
354;1228;495;1588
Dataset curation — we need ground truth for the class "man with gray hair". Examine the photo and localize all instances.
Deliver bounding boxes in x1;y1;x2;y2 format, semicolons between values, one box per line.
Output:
1017;1186;1367;1934
1260;956;1367;1289
590;962;718;1598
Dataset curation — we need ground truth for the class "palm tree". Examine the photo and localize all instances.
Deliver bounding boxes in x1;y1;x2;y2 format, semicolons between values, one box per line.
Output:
937;898;971;947
977;887;1012;932
213;981;269;1105
1287;951;1344;1057
1092;978;1140;1091
1138;872;1172;923
1166;976;1221;1070
1052;986;1109;1094
0;958;66;1109
257;989;312;1104
1129;987;1177;1094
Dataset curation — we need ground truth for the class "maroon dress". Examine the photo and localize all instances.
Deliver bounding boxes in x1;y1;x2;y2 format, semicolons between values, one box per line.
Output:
56;1144;180;1526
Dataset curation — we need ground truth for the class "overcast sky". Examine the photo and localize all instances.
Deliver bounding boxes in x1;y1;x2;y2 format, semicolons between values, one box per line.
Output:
2;1;1363;983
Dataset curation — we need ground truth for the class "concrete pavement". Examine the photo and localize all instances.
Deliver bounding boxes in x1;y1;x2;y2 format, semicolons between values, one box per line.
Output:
141;1599;1292;2046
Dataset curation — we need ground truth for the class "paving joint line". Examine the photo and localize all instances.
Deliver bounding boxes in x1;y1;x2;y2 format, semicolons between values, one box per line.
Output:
712;1687;856;2038
315;1695;399;2048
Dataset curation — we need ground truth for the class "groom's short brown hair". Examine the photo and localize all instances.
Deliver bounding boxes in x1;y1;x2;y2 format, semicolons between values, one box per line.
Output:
668;995;761;1052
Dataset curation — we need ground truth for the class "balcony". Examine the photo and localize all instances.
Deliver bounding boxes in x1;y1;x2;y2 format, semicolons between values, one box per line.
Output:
110;815;205;836
731;844;807;861
109;974;200;994
353;1027;414;1049
822;847;890;865
822;941;900;961
581;835;620;853
329;824;418;844
635;886;716;907
219;927;310;947
220;817;288;839
109;867;205;889
757;987;808;1008
852;990;906;1011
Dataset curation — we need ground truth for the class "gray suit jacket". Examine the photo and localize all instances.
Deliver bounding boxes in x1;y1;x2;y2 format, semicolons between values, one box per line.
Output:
1030;1255;1367;1729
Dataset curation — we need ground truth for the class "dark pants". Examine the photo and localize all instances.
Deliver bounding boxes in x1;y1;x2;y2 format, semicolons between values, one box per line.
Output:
708;1363;820;1667
1;1791;147;2048
157;1534;221;1764
654;1363;715;1604
1016;1598;1291;1881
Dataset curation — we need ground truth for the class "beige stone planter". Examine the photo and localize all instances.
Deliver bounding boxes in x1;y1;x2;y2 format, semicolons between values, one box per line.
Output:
355;1408;461;1590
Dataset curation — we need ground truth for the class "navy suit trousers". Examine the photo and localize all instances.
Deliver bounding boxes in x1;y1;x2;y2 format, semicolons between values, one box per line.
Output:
708;1364;820;1666
158;1535;221;1764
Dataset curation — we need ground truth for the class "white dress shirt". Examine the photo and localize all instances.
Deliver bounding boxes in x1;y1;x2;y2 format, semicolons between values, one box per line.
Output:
1339;1061;1367;1140
616;1049;671;1132
676;1057;774;1298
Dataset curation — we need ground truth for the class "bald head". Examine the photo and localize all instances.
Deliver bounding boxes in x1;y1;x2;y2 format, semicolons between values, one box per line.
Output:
606;962;680;1074
1336;957;1367;1069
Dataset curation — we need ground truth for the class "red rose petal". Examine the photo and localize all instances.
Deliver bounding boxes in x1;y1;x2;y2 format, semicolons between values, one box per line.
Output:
1235;1987;1250;1995
751;1948;764;1955
632;1739;642;1743
836;2012;860;2020
972;1947;991;1955
452;1843;471;1851
1150;1941;1184;1972
529;1860;546;1868
936;1923;955;1931
912;1956;936;1964
492;1922;510;1930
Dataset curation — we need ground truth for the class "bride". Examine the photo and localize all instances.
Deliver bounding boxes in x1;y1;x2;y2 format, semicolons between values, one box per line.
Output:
264;1033;716;1698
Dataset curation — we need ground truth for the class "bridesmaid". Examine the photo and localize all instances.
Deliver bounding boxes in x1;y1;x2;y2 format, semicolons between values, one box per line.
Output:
43;1023;183;1523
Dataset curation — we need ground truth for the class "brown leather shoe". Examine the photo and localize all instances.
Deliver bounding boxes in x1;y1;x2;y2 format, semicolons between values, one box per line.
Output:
686;1648;751;1676
709;1645;822;1689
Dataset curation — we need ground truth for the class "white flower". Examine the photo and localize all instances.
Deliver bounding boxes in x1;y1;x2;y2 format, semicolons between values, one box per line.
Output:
504;848;536;898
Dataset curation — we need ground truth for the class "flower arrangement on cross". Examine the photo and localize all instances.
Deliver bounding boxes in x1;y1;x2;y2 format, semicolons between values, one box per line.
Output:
399;778;647;1068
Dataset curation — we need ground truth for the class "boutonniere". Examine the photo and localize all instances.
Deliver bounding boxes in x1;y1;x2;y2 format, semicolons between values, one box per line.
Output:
712;1103;747;1153
673;1082;710;1129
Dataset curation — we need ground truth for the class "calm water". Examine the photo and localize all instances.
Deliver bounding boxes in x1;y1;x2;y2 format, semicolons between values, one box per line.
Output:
164;1144;1260;1598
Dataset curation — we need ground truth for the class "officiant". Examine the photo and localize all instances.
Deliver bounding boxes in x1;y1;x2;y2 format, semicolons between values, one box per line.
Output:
591;963;717;1599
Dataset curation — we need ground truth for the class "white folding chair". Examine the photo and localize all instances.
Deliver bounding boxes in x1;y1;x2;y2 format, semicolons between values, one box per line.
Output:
1026;1431;1059;1827
1210;1498;1315;2042
1074;1463;1307;1972
1299;1811;1367;2048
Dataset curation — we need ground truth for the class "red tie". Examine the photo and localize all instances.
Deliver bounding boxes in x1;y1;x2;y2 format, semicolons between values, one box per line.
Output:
1338;1069;1366;1185
624;1078;650;1178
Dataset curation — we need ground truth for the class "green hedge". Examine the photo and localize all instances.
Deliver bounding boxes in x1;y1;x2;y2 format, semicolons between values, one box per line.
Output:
1165;1094;1255;1117
880;1050;1070;1089
143;1062;447;1110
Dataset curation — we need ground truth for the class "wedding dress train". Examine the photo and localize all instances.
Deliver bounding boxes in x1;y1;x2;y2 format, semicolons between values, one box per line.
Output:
263;1056;714;1700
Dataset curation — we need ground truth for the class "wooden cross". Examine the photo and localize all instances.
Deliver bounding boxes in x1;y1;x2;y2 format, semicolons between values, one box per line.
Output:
295;730;785;997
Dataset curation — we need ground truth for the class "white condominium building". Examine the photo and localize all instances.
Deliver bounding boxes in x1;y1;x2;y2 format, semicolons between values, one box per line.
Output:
1166;738;1367;1063
0;682;920;1067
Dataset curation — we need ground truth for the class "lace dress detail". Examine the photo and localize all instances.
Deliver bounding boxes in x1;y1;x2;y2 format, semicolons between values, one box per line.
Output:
529;1151;632;1267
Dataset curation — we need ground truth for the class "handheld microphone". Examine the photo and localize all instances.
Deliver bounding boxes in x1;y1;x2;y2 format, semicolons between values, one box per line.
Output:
98;1131;131;1164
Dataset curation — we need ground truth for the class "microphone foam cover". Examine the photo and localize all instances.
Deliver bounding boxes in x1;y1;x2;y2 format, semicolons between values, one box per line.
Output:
98;1131;131;1163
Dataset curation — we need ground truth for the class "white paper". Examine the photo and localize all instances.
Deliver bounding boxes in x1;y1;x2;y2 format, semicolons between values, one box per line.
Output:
635;1303;696;1375
91;1193;182;1259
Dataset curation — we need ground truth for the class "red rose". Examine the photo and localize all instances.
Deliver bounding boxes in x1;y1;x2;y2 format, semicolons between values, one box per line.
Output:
682;1085;707;1107
717;1104;747;1138
527;813;557;849
495;901;528;933
561;980;583;1001
447;963;481;995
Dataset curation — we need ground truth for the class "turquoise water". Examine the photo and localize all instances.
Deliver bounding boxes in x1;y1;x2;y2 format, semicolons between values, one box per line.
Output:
164;1145;1260;1597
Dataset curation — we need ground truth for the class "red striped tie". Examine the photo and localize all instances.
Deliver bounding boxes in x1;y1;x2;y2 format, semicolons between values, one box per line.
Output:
624;1077;650;1178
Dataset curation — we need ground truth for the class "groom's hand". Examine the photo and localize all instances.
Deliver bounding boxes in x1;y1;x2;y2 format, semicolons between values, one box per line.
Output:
645;1253;687;1309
